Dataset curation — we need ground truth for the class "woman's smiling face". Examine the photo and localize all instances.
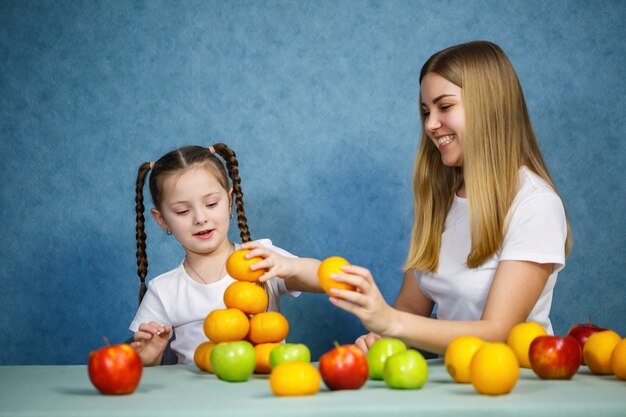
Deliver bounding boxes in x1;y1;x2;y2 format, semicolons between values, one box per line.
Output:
420;72;466;167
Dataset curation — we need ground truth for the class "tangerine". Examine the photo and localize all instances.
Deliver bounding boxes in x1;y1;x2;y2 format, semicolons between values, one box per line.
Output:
226;249;266;282
203;308;250;343
254;342;282;374
224;281;268;315
317;256;356;295
611;338;626;380
584;330;621;375
193;341;216;372
248;311;289;344
269;362;321;396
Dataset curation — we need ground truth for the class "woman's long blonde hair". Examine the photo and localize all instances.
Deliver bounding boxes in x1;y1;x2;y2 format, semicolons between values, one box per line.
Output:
405;41;572;272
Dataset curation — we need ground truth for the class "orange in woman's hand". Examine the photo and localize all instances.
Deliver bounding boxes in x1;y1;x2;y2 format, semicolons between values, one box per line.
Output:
226;249;267;282
203;308;250;343
317;256;356;296
224;281;268;315
248;311;289;344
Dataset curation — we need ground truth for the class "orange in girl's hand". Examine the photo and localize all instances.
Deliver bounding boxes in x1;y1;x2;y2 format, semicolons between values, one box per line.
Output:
194;341;216;372
317;256;356;296
203;308;250;343
226;249;267;282
224;281;268;315
248;311;289;344
254;342;282;374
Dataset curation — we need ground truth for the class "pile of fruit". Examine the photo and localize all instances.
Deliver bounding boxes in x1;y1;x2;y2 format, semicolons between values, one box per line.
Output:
444;317;626;396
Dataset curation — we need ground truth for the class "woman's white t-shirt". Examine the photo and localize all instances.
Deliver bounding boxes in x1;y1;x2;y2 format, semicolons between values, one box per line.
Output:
416;167;568;334
129;239;300;364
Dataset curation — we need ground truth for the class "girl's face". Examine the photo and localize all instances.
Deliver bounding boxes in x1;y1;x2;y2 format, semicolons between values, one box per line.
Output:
151;166;232;256
420;72;466;167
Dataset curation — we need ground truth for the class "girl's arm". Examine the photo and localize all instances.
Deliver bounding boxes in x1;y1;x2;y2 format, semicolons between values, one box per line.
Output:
331;260;552;355
240;242;324;293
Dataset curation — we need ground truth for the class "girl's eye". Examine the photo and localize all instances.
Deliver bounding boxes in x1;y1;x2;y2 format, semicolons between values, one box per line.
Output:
175;210;189;215
206;203;217;208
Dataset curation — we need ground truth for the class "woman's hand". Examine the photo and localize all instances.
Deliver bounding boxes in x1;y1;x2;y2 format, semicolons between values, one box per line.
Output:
130;321;172;366
327;264;397;336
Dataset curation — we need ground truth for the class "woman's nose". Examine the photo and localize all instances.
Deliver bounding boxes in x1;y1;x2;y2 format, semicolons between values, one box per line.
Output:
424;113;441;133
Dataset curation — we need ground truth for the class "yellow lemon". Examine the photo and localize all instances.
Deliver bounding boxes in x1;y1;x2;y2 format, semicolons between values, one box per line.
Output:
611;338;626;380
584;330;621;375
507;322;547;368
470;343;519;396
444;336;486;383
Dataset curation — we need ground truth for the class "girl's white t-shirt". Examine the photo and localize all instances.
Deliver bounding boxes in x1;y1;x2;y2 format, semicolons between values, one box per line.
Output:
129;239;300;364
416;167;568;334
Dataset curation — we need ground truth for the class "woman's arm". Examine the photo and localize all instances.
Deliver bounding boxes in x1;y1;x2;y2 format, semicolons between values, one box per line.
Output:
332;260;552;355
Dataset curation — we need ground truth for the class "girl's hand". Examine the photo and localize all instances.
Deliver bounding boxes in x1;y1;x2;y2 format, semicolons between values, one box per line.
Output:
130;321;172;366
354;332;382;353
240;242;298;282
327;264;396;336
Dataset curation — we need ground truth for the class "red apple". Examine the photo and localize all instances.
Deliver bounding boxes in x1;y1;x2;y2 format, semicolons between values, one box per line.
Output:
528;335;582;380
319;344;368;390
88;342;143;395
567;319;607;364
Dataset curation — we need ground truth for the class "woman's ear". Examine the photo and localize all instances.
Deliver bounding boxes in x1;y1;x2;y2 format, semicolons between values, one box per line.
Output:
150;208;169;232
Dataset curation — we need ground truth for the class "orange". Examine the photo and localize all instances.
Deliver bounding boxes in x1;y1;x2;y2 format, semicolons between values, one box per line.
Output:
444;336;486;383
317;256;356;295
611;338;626;380
507;322;547;368
203;308;250;343
470;342;519;395
223;281;268;315
584;330;621;375
226;249;267;282
254;342;282;374
269;362;321;396
193;341;216;372
248;311;289;344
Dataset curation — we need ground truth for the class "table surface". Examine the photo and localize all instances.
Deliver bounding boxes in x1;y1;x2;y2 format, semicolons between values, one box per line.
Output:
1;359;625;417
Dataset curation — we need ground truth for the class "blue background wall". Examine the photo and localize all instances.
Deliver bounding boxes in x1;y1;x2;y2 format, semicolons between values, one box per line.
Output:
1;0;624;365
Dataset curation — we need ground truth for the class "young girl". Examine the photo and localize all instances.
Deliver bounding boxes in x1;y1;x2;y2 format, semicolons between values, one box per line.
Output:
130;144;322;365
327;41;572;355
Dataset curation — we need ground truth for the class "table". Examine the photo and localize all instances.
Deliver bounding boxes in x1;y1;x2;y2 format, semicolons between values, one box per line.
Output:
1;359;624;417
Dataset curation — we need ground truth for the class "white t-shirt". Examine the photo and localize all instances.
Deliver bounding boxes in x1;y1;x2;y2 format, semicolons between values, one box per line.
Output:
416;167;567;334
129;239;300;364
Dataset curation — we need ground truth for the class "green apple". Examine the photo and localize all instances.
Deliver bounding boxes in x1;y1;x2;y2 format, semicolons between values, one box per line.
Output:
269;343;311;369
366;338;407;380
383;349;428;389
210;341;256;382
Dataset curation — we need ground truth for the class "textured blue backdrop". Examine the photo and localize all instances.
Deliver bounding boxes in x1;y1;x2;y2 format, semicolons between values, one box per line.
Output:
1;0;624;364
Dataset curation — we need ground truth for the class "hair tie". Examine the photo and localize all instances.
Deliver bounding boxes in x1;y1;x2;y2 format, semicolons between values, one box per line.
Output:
149;162;155;169
208;146;216;154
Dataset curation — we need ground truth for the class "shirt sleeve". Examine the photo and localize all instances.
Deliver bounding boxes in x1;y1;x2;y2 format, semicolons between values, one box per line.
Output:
129;283;172;332
500;192;567;272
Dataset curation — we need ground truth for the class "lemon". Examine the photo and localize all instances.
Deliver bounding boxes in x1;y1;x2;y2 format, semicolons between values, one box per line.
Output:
507;322;547;368
470;342;519;395
444;336;486;383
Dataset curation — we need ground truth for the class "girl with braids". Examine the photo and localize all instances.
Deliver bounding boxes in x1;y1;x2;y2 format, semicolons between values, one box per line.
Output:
323;41;572;355
130;144;322;366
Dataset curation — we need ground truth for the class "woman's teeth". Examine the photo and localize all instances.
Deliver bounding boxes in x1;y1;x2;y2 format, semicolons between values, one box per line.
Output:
437;135;456;145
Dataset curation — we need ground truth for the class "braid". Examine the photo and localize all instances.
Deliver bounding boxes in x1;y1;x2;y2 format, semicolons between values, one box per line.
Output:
212;143;252;243
135;162;151;305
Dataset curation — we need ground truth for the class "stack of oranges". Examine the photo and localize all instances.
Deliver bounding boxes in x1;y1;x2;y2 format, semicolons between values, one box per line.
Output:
194;249;289;374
